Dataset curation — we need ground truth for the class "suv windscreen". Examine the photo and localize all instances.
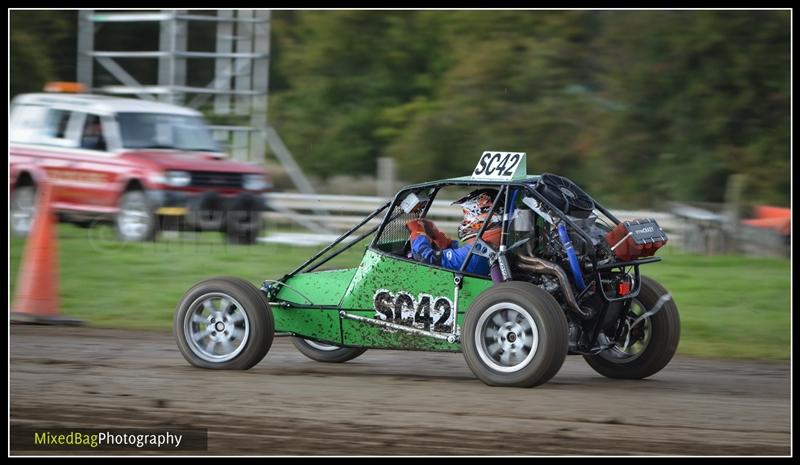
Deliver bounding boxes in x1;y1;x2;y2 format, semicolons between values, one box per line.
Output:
116;112;220;152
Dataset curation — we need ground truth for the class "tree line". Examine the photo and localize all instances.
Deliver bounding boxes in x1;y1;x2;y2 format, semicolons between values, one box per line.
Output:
10;10;790;207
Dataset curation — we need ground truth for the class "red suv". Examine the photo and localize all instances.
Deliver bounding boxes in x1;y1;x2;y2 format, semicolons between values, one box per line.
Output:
9;92;271;244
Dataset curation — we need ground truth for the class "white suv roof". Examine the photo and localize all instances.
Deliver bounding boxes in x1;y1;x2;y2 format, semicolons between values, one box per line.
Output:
11;93;202;117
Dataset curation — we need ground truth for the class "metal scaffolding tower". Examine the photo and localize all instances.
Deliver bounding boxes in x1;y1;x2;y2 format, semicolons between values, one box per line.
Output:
77;9;322;200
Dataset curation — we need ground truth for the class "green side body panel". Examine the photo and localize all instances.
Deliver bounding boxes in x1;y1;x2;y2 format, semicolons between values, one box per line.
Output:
271;249;494;352
275;268;358;306
273;268;357;344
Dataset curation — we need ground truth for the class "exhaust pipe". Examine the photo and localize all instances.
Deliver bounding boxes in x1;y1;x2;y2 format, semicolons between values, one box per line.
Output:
516;244;591;319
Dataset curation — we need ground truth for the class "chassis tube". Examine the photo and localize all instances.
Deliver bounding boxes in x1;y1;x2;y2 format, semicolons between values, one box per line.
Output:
339;311;458;343
288;200;390;278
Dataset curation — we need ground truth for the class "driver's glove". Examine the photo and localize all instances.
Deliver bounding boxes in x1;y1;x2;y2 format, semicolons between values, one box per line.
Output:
421;219;455;250
405;219;428;241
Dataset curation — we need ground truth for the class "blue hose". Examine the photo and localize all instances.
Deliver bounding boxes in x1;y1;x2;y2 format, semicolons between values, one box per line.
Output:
508;189;518;215
507;189;519;226
557;223;586;291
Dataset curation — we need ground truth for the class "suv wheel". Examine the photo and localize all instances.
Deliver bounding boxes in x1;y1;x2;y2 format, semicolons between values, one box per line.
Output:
225;194;264;245
11;185;37;237
115;190;156;242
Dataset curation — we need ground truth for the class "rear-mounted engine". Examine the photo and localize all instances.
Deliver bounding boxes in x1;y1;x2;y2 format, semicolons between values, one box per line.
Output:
605;218;668;261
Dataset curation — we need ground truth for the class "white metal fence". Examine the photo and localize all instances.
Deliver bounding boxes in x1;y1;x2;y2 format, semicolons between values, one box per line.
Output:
263;193;684;244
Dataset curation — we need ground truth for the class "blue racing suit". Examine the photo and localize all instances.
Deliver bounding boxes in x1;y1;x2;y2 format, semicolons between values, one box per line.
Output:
410;235;491;275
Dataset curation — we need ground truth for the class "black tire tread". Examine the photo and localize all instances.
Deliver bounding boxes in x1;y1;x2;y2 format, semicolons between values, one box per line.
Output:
174;276;274;370
583;276;680;379
462;281;569;388
290;337;368;363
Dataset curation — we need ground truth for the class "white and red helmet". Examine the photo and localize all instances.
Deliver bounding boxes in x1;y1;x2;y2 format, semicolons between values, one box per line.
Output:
454;189;502;241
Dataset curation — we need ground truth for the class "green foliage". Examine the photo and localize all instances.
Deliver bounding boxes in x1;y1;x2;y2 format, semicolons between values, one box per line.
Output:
10;10;77;96
590;11;790;207
10;10;790;206
269;10;788;207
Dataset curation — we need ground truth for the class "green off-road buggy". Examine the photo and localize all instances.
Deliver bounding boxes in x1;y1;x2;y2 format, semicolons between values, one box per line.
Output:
175;152;679;387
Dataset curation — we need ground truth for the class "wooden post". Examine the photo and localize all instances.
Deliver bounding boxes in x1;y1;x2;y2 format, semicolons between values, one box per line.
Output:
723;174;746;253
376;157;396;199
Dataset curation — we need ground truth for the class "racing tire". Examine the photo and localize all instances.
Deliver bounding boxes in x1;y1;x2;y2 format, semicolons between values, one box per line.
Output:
290;337;367;363
225;220;262;245
115;189;157;242
225;194;264;245
462;281;569;388
73;220;94;229
10;185;37;237
583;276;680;379
175;276;274;370
186;192;226;232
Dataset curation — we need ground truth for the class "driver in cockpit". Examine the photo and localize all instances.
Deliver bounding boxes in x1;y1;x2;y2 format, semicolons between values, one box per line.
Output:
405;189;502;275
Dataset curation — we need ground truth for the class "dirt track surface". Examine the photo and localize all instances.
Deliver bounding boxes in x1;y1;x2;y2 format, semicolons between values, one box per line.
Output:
10;326;790;456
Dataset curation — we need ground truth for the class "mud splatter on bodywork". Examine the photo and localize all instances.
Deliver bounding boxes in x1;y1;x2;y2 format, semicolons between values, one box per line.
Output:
271;249;493;351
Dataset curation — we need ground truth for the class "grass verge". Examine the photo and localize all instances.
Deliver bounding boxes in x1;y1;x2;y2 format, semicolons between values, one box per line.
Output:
10;224;790;360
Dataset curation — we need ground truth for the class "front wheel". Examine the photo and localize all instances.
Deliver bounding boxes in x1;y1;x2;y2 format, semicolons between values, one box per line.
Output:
583;276;680;379
290;337;367;363
115;190;156;242
462;281;569;388
174;277;274;369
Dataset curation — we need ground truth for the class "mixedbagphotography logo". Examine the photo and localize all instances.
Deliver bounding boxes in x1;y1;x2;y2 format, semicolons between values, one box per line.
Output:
12;427;207;451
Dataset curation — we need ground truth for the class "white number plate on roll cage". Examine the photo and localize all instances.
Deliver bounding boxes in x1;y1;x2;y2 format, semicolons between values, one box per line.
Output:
471;151;527;180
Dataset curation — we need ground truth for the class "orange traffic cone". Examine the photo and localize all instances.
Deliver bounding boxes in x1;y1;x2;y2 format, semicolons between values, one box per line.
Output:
11;181;82;325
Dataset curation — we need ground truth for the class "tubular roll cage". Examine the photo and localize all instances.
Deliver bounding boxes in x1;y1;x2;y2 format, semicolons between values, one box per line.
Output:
273;176;661;307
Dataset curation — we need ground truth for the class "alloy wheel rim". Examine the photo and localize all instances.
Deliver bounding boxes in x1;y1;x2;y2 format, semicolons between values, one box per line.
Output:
475;302;539;373
601;299;653;363
118;193;150;240
11;188;36;235
184;292;250;362
302;339;341;351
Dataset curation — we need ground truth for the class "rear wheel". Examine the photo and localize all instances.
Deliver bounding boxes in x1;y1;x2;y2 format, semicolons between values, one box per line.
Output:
291;337;367;363
175;277;274;369
226;220;262;245
583;276;680;379
462;281;569;388
72;220;94;229
11;185;37;236
186;192;225;232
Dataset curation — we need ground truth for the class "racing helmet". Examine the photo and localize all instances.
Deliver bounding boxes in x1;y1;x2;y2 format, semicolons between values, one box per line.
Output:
453;188;502;241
